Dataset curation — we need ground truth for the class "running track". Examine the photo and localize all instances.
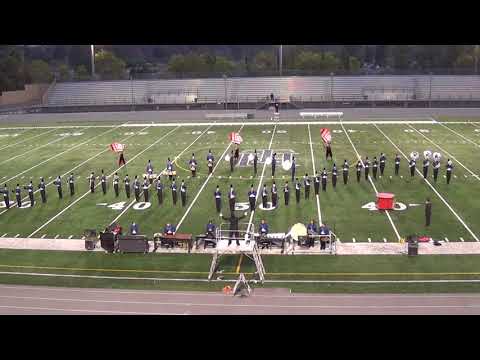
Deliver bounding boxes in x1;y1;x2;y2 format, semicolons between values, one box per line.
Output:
1;285;480;314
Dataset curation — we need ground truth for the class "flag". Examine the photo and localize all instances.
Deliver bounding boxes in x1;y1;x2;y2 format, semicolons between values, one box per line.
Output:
320;128;332;144
229;132;243;145
110;142;125;153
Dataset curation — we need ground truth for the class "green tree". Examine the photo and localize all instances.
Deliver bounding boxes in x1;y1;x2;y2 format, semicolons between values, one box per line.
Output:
74;65;90;81
454;53;474;69
253;51;276;72
322;51;341;72
94;50;127;80
57;63;71;81
212;56;235;74
348;56;361;73
294;51;323;72
27;59;54;83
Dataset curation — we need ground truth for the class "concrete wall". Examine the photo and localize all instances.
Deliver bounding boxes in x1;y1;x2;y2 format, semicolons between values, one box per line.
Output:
0;84;50;106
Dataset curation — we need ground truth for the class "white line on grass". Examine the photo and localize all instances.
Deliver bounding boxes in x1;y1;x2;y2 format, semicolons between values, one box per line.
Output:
340;121;401;241
0;128;57;152
246;124;277;233
175;124;245;231
307;124;322;225
431;117;480;148
27;126;180;238
375;124;479;242
408;125;480;180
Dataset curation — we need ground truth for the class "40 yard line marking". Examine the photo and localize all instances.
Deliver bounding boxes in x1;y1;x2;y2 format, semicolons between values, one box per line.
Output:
27;126;181;238
375;124;479;242
340;121;401;241
307;124;322;225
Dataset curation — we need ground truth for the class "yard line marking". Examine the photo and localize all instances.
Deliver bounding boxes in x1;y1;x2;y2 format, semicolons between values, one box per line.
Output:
176;124;245;231
307;124;322;225
352;238;356;243
375;124;479;242
68;235;73;239
368;237;372;242
460;237;465;242
54;235;60;239
383;238;387;243
14;234;20;238
0;128;57;152
444;237;449;242
28;126;180;238
1;233;7;238
40;235;46;239
408;125;480;180
109;199;136;226
246;124;278;234
432;117;480;148
340;121;401;241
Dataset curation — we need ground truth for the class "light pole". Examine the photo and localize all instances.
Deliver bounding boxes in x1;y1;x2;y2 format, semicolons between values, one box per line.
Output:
223;74;228;111
90;45;95;79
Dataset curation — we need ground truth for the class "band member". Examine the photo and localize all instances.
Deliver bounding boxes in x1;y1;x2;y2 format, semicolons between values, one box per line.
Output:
228;184;236;213
113;173;120;197
180;180;187;206
65;173;73;196
319;223;331;250
332;164;337;189
163;223;176;236
284;181;290;206
325;142;333;160
214;185;222;213
142;177;149;202
395;154;401;175
207;150;214;175
425;198;432;227
234;146;240;163
343;160;349;185
124;174;131;199
259;219;269;247
321;168;328;191
229;150;234;172
221;212;246;246
253;150;258;176
100;170;107;195
372;157;378;180
409;158;416;177
423;157;430;179
304;174;310;199
314;171;320;195
25;180;34;207
156;177;164;205
262;184;268;209
356;160;362;182
189;154;197;177
166;158;174;180
54;176;63;199
295;178;301;204
306;219;318;247
13;184;21;208
364;157;370;180
446;159;453;184
118;151;126;167
205;220;216;248
380;153;386;176
291;156;296;182
89;172;95;193
248;185;256;211
146;160;154;177
134;175;141;202
271;181;278;208
271;152;276;177
433;157;441;182
171;179;178;205
38;178;46;203
2;184;10;209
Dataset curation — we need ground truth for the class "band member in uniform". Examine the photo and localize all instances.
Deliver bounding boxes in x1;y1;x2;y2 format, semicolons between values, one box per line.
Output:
291;156;296;182
234;146;240;163
38;178;46;203
395;154;401;175
171;179;178;205
207;150;214;175
284;181;290;206
89;172;95;193
372;157;378;180
364;157;370;180
356;160;362;182
156;176;164;205
229;150;234;173
271;152;276;177
25;180;34;207
2;184;10;209
228;184;236;213
380;153;386;176
259;219;269;248
321;168;328;191
118;151;126;167
433;157;441;182
314;171;320;195
54;176;63;199
307;219;318;247
189;154;197;177
325;142;333;160
295;178;301;204
68;173;75;196
214;185;222;213
304;174;310;199
423;157;430;179
271;181;278;208
133;175;141;202
142;177;149;202
13;184;21;208
343;160;349;185
409;158;416;177
446;159;453;184
248;185;256;211
425;198;432;227
180;180;187;206
113;173;120;197
262;184;268;209
124;175;131;198
101;170;107;195
253;150;258;176
146;160;154;181
332;164;337;189
205;220;216;248
166;158;174;181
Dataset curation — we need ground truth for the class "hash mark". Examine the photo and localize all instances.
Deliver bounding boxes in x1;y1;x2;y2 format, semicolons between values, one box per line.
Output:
444;237;449;242
352;237;356;243
383;238;387;242
41;234;46;238
54;235;60;239
1;233;7;237
368;237;371;242
68;235;73;239
460;237;465;242
14;234;20;238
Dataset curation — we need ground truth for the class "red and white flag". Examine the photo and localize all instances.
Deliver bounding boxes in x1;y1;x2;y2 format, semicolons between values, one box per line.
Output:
229;132;243;145
110;142;125;153
320;128;332;144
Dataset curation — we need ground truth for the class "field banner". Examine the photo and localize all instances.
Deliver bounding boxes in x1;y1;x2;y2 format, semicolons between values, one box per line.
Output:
320;128;332;144
229;132;243;145
110;142;125;153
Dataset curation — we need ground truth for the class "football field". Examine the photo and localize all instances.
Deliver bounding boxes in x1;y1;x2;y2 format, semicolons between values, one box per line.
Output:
1;117;480;245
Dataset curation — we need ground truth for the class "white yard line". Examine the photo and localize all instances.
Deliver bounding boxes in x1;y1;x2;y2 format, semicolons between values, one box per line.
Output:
176;124;245;231
431;117;480;148
375;124;479;242
307;124;323;225
408;124;480;180
340;122;401;241
246;124;278;233
109;200;136;226
0;128;57;152
27;126;180;238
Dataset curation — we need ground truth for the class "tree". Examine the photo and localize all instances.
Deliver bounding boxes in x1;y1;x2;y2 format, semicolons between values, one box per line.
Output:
322;52;341;72
74;65;90;81
348;56;361;73
253;51;276;72
212;56;235;74
294;51;323;72
94;50;127;80
26;59;54;83
57;63;71;82
454;53;474;69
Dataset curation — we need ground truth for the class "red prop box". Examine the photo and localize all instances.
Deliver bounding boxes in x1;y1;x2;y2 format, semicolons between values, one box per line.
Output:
376;192;395;210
